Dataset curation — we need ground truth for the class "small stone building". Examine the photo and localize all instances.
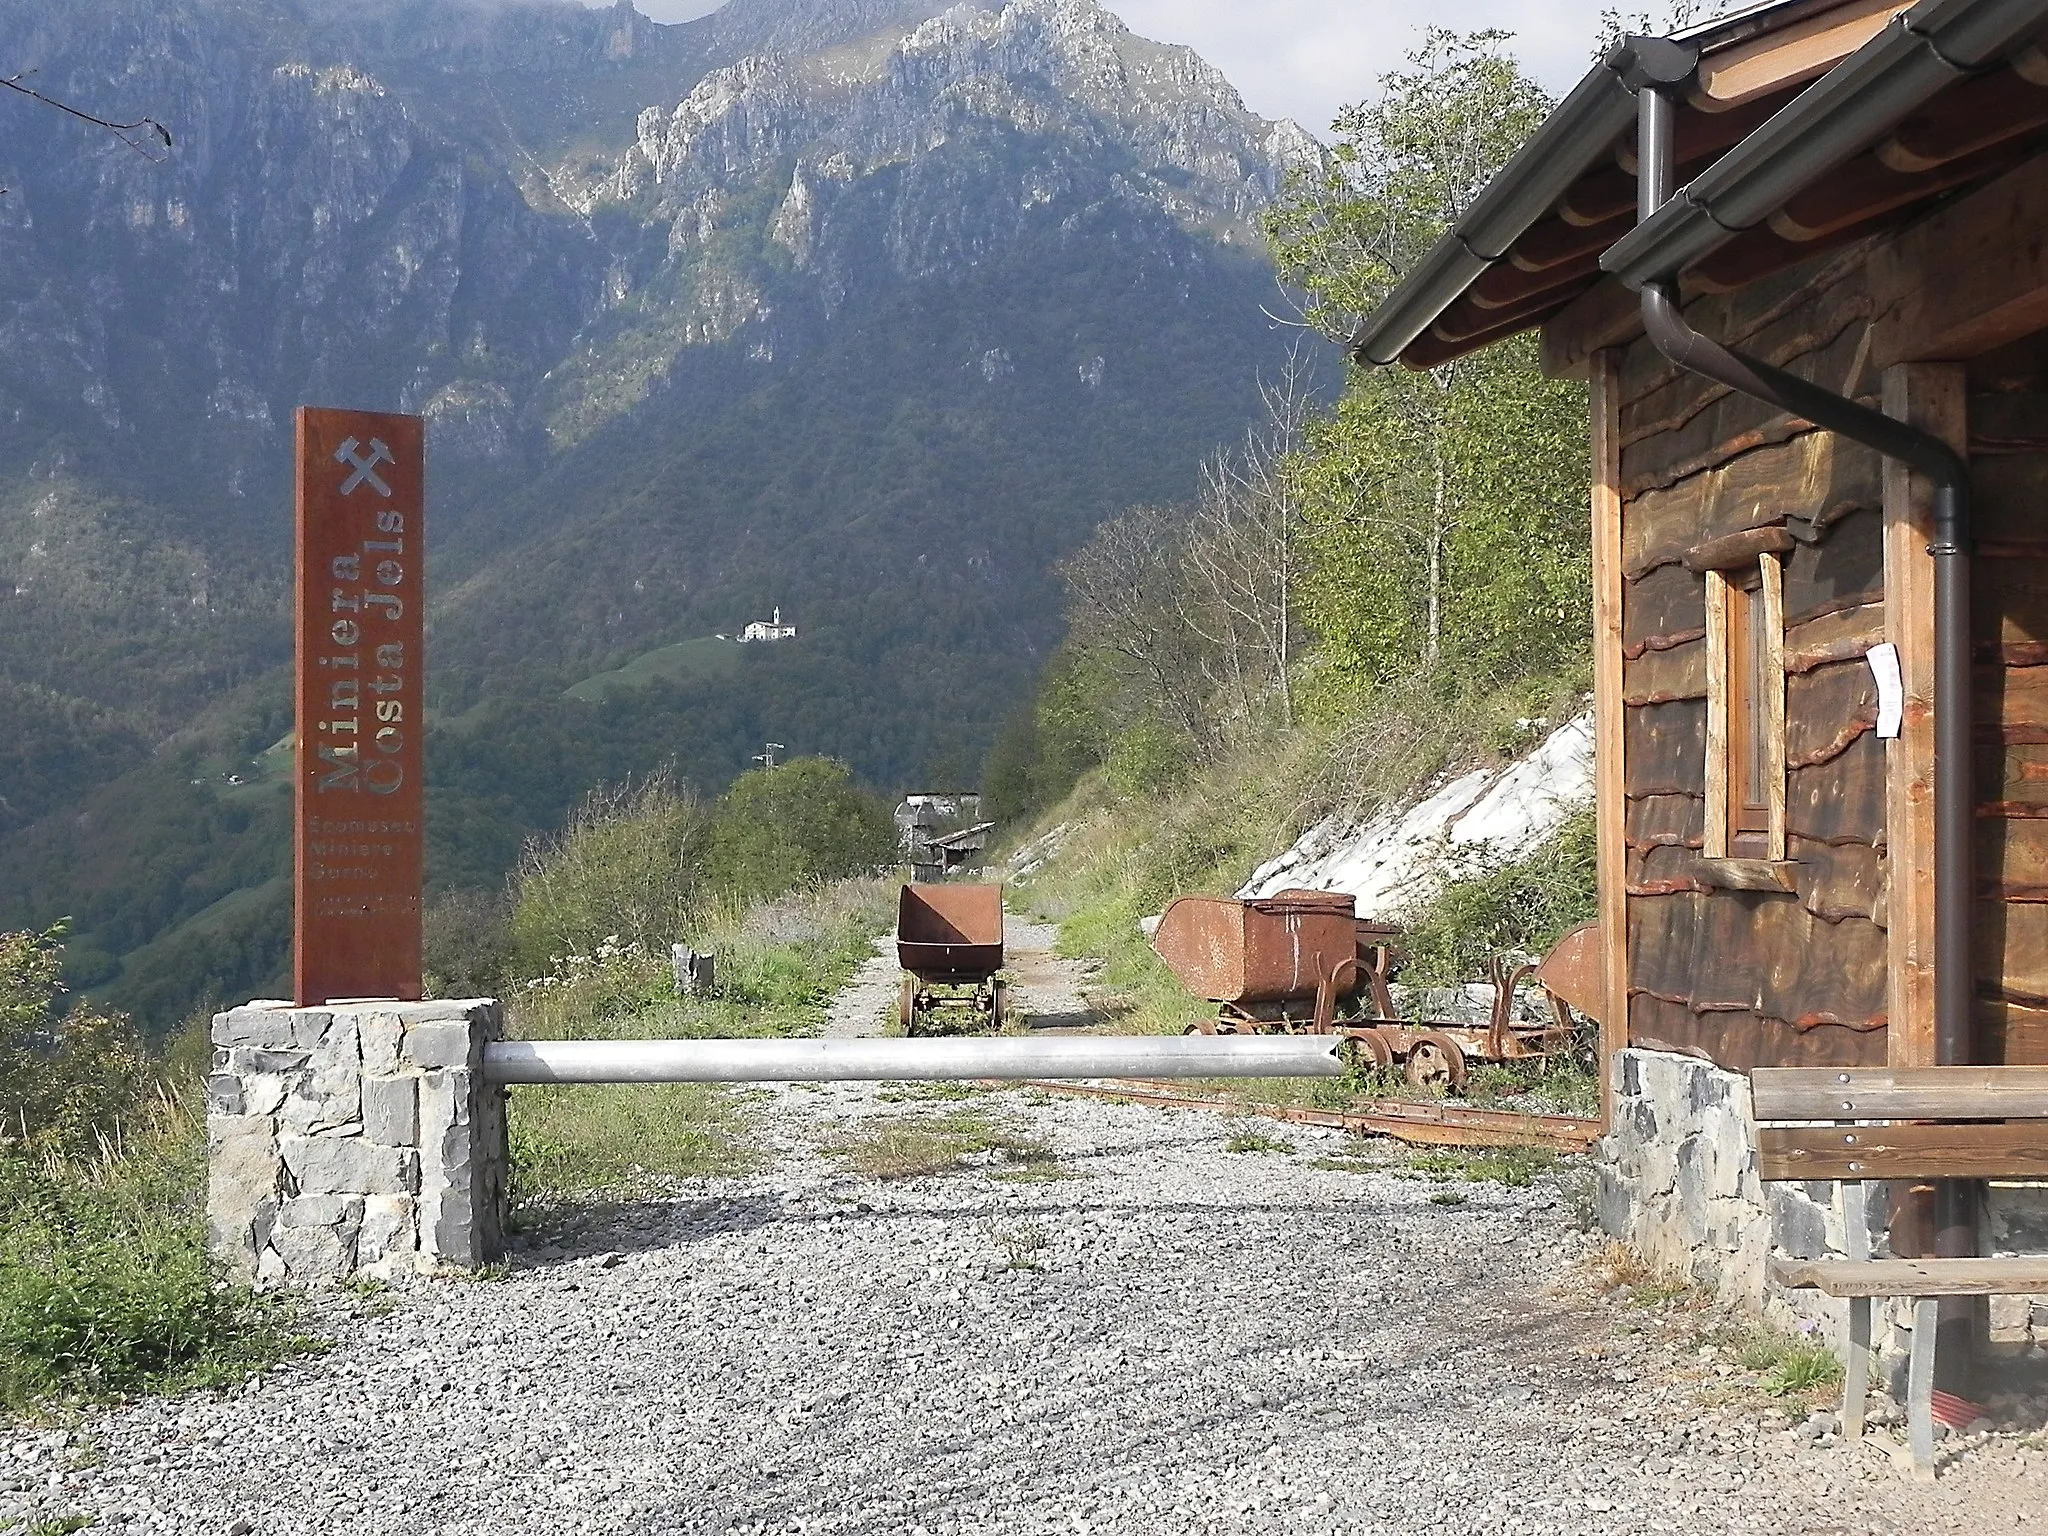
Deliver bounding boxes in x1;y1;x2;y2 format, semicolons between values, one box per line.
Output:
1344;0;2048;1353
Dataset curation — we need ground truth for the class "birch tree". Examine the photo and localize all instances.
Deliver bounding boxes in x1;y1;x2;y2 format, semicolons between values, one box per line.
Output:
1265;31;1589;695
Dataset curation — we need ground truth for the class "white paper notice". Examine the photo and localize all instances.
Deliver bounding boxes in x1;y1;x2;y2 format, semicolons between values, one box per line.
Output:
1868;642;1904;740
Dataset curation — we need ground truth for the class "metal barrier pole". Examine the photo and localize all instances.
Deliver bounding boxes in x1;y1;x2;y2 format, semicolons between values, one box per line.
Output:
483;1035;1345;1085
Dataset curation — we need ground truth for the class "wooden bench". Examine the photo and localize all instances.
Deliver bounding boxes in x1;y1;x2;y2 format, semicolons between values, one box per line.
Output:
1752;1065;2048;1479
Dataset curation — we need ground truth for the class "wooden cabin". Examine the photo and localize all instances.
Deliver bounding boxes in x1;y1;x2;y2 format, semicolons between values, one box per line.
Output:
1348;0;2048;1332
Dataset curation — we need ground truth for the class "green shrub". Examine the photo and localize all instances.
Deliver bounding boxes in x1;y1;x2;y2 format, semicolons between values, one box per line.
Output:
2;926;151;1159
424;888;515;999
0;1097;309;1412
700;758;897;903
508;772;708;973
1396;806;1596;985
505;878;896;1205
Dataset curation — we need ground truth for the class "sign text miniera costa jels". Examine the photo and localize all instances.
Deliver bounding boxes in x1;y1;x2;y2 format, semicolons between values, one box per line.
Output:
294;408;425;1006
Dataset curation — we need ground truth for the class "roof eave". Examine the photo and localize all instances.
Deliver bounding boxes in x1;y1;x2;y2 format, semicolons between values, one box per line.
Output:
1603;0;2048;291
1349;36;1696;367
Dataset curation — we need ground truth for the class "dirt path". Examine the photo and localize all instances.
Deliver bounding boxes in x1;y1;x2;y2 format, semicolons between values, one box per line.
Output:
999;914;1101;1031
10;923;2046;1535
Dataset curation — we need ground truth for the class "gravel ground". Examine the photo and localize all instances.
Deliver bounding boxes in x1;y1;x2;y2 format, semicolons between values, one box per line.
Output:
8;926;2045;1535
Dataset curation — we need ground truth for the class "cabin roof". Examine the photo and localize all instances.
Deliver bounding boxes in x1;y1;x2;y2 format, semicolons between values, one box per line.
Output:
1351;0;2048;371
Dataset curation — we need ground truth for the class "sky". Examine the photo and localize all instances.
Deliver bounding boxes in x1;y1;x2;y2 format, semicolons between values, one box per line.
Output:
590;0;1667;137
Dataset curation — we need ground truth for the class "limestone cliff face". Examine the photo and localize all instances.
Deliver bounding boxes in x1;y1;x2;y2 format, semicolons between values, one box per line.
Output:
0;0;1320;806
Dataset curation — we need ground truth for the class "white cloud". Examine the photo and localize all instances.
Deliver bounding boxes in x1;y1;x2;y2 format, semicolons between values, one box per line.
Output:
597;0;1647;135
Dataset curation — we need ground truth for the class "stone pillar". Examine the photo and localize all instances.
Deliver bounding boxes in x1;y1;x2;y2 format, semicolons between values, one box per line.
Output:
206;998;508;1287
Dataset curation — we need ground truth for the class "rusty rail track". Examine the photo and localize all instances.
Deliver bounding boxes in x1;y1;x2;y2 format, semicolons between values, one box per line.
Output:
993;1077;1602;1151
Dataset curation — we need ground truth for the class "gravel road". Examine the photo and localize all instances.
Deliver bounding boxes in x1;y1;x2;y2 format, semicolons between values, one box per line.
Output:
8;920;2045;1535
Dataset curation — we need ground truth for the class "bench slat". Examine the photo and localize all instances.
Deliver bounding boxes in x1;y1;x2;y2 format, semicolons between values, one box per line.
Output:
1758;1121;2048;1180
1770;1255;2048;1297
1751;1065;2048;1120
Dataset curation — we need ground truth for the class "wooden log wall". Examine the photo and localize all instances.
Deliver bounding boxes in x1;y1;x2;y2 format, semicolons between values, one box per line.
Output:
1610;253;1891;1072
1968;333;2048;1066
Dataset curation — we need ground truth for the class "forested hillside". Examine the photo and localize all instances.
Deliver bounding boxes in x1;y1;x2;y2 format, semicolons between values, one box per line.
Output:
0;0;1323;1027
990;33;1597;977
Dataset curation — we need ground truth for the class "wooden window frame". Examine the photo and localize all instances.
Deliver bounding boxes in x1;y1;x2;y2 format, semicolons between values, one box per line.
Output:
1705;552;1788;865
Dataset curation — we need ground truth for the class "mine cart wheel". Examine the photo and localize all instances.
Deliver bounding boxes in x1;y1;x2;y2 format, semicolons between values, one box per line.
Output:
1184;1018;1218;1036
899;975;919;1035
1340;1027;1395;1074
1404;1031;1469;1095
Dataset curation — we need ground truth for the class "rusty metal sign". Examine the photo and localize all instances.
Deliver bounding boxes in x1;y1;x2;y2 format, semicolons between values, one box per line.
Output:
293;408;424;1006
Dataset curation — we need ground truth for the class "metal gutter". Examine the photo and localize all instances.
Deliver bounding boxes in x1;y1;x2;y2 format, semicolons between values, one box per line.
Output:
1348;36;1696;366
1603;0;2048;290
1627;75;1980;1390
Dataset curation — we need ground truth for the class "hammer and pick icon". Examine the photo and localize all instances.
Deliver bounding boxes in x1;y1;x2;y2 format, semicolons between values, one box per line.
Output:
334;436;394;497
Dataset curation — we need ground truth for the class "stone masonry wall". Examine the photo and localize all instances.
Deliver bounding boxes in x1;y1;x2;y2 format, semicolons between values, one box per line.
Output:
206;998;509;1286
1598;1047;2048;1368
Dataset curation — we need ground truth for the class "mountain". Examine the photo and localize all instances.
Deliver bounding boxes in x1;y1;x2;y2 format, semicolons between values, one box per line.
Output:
0;0;1325;1025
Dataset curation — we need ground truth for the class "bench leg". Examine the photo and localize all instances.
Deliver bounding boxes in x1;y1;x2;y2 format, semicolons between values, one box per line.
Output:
1907;1296;1938;1481
1842;1295;1870;1441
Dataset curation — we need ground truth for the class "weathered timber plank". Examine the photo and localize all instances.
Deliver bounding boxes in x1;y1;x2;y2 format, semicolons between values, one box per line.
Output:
1795;835;1887;925
1979;557;2048;651
1978;664;2048;739
1686;883;1887;1029
1970;450;2048;546
1786;601;1884;674
1883;364;1959;1070
1627;889;1704;1009
1624;637;1706;705
1768;1256;2048;1297
1628;992;1887;1071
1622;320;1880;491
1983;901;2048;1005
1980;744;2048;806
1628;836;1884;925
1624;562;1706;651
1786;657;1878;768
1964;390;2048;448
1758;1123;2048;1182
1764;552;1788;861
1873;154;2048;368
1688;525;1798;573
1978;815;2048;899
1706;570;1731;859
1701;858;1799;892
1620;253;1877;430
1541;276;1640;381
1623;432;1882;581
1625;700;1706;797
1626;792;1704;850
1783;509;1884;624
1788;730;1886;848
1594;350;1630;1099
1980;998;2048;1065
1751;1063;2048;1118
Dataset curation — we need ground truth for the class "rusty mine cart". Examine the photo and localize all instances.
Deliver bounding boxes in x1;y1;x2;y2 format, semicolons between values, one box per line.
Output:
897;882;1008;1036
1151;889;1596;1094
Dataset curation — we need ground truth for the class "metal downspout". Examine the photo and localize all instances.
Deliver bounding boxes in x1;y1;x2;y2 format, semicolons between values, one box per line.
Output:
1631;85;1980;1384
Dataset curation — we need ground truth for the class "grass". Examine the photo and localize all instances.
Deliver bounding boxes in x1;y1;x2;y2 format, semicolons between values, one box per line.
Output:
989;1221;1049;1271
23;1517;94;1536
0;1093;315;1415
563;636;743;702
875;1082;983;1104
827;1111;1054;1180
505;879;894;1207
1585;1240;1702;1309
1225;1129;1292;1154
1401;1145;1558;1187
1730;1325;1845;1398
